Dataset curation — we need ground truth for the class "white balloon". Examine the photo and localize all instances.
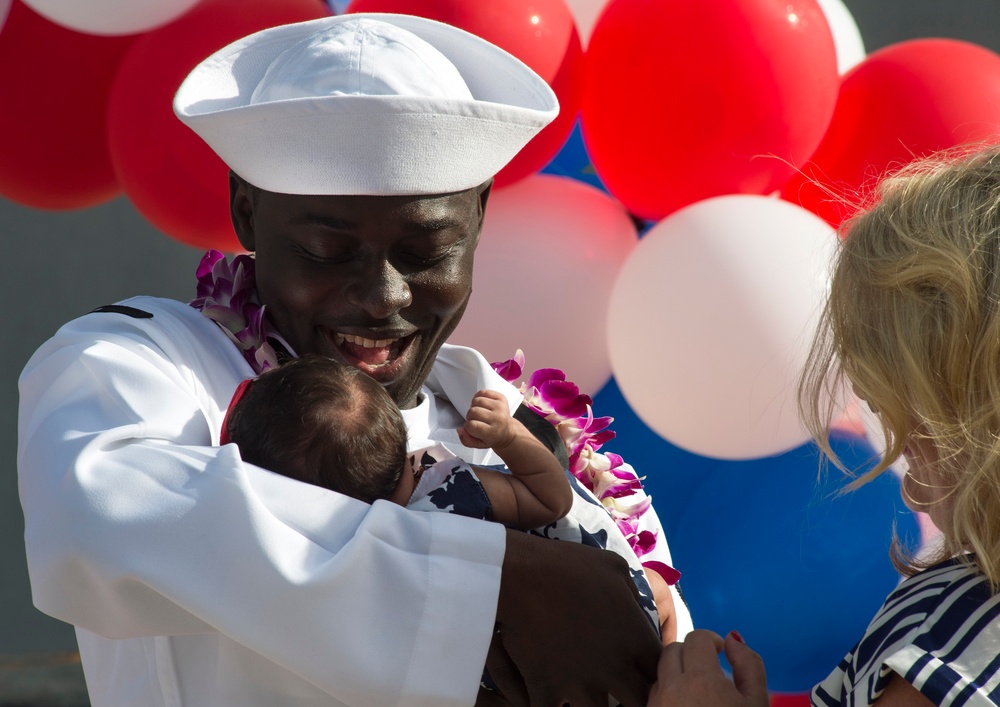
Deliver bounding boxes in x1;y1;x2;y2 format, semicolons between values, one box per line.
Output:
607;195;838;460
21;0;201;35
450;174;638;395
0;0;11;33
564;0;608;47
815;0;865;75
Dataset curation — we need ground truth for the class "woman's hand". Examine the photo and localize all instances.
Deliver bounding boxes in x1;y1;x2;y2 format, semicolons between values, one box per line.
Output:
647;630;769;707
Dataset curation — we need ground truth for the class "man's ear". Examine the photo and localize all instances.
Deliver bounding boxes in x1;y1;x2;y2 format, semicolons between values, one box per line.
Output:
230;171;257;252
476;178;494;229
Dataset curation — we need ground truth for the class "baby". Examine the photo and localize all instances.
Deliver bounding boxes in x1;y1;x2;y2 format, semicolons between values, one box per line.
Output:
221;353;573;530
222;354;676;647
222;353;677;646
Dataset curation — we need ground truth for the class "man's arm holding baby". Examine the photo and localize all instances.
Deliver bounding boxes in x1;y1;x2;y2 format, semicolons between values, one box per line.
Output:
457;389;574;529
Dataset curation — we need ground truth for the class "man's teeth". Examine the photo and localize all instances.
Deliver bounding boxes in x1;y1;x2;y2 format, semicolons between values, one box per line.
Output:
334;333;398;348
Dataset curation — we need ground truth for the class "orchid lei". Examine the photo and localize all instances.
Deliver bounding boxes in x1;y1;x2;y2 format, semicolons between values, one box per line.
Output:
190;249;658;559
189;249;279;374
492;351;657;559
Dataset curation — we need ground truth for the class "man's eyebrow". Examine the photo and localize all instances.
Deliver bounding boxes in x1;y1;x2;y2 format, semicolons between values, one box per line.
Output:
288;213;358;230
284;215;464;232
407;217;464;233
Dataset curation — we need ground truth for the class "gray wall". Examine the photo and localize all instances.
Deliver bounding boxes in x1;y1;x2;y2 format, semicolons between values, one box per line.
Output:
1;196;201;652
3;0;1000;656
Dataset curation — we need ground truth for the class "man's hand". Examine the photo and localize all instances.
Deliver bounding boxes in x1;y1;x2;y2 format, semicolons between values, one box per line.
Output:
489;530;662;707
460;390;517;450
647;630;768;707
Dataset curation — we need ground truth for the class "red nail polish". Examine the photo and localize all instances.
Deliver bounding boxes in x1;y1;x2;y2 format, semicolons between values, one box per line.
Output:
729;630;745;644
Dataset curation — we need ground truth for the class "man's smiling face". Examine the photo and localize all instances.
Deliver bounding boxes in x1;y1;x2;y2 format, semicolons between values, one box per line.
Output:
231;174;491;409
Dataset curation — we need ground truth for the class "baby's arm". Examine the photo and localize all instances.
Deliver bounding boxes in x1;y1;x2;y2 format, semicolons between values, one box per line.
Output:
645;567;678;644
457;390;574;529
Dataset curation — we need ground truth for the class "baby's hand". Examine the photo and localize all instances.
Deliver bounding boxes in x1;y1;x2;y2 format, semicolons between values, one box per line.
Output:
458;390;516;450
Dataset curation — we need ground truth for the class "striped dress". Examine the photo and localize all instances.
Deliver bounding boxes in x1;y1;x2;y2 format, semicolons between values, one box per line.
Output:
812;555;1000;706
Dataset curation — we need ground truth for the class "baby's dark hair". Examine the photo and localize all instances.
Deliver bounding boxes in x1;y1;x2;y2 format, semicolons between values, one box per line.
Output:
226;354;408;504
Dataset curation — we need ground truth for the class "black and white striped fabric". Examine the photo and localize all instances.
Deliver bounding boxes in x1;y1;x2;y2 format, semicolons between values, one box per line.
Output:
812;554;1000;706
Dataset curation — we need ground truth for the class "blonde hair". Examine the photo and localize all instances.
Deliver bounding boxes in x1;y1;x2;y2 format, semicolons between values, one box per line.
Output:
800;144;1000;590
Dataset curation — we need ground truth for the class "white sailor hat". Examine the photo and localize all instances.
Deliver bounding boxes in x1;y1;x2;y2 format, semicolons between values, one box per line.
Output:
174;13;559;195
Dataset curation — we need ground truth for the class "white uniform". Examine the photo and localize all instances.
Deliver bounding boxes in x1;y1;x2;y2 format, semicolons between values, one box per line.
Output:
18;296;689;706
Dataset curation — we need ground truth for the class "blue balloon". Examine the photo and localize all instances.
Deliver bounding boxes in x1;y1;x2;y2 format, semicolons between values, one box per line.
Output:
673;438;917;691
592;377;724;535
541;120;608;193
325;0;350;14
541;121;655;233
593;378;920;692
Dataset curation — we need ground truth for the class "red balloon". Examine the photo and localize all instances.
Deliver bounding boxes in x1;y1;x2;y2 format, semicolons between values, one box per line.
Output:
495;25;583;189
581;0;839;221
107;0;329;252
346;0;582;187
0;1;134;209
782;39;1000;227
347;0;574;81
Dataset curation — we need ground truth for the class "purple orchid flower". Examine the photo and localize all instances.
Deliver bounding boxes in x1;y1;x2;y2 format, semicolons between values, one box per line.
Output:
523;369;593;419
489;350;660;559
630;530;658;557
491;350;525;383
189;250;277;375
195;249;225;284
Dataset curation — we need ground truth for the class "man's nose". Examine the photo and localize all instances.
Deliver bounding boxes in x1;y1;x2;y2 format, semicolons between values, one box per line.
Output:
345;259;413;319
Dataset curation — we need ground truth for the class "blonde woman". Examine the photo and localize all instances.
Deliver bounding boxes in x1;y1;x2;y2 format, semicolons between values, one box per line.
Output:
650;145;1000;706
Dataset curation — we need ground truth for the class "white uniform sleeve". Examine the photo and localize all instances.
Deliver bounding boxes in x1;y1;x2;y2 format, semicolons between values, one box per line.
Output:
17;302;505;706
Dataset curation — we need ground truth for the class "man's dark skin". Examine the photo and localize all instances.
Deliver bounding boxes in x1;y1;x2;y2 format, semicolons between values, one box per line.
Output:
229;172;662;706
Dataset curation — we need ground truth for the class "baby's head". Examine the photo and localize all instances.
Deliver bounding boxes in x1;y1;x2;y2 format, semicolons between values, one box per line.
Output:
801;144;1000;585
225;354;408;504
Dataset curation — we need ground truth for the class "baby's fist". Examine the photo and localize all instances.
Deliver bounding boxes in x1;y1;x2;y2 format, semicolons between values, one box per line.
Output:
460;390;515;449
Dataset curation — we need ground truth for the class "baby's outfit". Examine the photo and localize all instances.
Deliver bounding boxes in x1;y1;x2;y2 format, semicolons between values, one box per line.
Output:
406;444;661;633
